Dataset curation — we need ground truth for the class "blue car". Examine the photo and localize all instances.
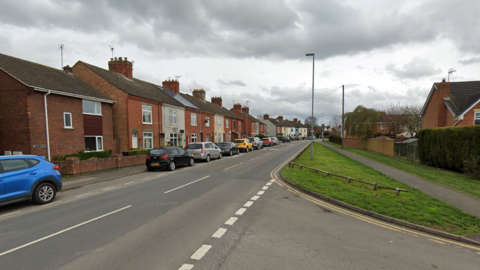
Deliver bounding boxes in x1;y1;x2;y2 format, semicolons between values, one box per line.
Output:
0;155;62;206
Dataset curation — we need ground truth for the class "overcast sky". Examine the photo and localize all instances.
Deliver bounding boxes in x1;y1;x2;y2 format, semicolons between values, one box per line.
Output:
2;0;480;125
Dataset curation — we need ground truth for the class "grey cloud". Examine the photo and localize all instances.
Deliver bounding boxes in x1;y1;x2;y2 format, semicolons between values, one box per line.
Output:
385;57;441;79
459;57;480;65
218;79;247;87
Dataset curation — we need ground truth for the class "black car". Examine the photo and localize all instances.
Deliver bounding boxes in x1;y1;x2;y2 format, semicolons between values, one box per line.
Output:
146;147;194;171
218;142;240;156
282;137;291;143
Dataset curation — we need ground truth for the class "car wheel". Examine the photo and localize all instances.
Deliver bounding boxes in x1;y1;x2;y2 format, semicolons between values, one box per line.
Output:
189;158;194;166
33;182;56;204
206;155;210;162
218;152;222;159
168;161;176;171
230;150;233;156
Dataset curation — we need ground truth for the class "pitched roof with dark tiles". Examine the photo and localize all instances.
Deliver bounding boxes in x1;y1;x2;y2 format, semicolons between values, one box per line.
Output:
78;61;185;107
0;53;112;101
266;118;285;127
233;109;260;123
445;81;480;117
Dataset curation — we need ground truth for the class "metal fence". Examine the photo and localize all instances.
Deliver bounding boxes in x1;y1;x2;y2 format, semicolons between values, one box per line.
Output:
393;139;419;163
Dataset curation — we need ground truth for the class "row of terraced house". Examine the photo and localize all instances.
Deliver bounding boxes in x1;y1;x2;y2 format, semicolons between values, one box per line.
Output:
0;54;306;160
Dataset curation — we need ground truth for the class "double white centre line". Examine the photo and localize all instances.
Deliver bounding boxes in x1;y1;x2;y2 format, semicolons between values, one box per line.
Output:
164;176;210;194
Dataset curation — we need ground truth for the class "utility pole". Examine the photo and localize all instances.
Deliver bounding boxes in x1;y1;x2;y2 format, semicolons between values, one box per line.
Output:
306;53;315;160
342;85;345;149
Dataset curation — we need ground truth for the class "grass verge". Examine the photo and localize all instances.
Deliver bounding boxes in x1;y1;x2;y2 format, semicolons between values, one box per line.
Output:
281;142;480;235
325;141;480;199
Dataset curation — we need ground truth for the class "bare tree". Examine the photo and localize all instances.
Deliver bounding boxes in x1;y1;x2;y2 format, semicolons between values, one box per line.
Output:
405;105;422;134
383;103;409;137
331;115;342;129
304;116;318;132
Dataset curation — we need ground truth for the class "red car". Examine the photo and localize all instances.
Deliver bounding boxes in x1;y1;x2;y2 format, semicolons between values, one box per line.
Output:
262;137;273;146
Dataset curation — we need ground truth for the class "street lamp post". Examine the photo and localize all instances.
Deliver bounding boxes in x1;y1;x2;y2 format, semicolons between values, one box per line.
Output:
246;101;250;138
306;53;314;160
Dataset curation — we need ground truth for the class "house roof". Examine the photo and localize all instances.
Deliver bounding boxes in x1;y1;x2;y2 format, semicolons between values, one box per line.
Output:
377;111;389;122
0;53;113;102
445;81;480;117
266;118;285;127
233;109;259;123
78;61;186;107
180;94;216;114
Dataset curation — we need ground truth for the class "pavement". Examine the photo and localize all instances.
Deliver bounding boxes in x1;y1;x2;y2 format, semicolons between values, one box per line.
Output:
320;141;480;219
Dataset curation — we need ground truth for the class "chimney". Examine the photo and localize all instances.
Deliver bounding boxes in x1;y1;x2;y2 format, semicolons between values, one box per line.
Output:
442;78;446;82
233;103;242;110
163;79;180;94
263;114;270;120
277;115;283;121
294;118;298;122
241;106;250;115
193;89;206;101
63;65;73;73
108;57;133;79
211;96;222;107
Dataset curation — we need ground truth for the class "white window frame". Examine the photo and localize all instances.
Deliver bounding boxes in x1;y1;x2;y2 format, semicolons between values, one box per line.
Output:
143;132;153;149
169;110;177;124
84;136;103;152
226;119;229;128
206;117;210;127
218;118;222;127
475;112;480;125
191;133;197;143
170;133;178;145
64;112;73;128
82;100;102;115
143;105;152;124
191;113;197;126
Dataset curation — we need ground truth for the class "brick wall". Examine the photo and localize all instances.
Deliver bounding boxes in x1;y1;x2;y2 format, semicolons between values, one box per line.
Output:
422;82;451;129
57;154;145;176
343;137;403;157
127;96;162;149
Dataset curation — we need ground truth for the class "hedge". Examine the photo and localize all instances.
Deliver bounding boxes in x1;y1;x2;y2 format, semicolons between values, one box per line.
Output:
52;150;113;161
419;126;480;171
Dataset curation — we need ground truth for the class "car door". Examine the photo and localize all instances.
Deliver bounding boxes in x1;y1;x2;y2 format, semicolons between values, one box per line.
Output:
0;159;37;200
176;147;189;165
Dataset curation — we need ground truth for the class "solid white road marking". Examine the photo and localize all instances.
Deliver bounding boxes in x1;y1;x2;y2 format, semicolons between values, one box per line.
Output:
262;186;269;190
244;201;254;207
223;165;238;170
236;208;247;215
178;264;194;270
0;205;132;257
103;187;116;191
0;211;21;218
225;217;238;225
250;196;260;201
257;191;265;195
212;228;227;238
76;193;91;198
191;245;212;260
124;182;134;185
164;176;210;194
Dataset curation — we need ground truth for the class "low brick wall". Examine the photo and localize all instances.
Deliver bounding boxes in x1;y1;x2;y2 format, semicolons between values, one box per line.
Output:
342;137;407;157
55;154;146;176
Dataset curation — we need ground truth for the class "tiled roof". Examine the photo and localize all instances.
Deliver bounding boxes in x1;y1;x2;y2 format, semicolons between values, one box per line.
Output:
233;109;259;123
79;61;184;107
444;81;480;117
0;53;112;101
267;118;285;127
180;94;216;114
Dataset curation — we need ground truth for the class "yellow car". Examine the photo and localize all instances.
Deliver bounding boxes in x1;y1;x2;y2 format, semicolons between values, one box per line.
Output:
234;139;253;152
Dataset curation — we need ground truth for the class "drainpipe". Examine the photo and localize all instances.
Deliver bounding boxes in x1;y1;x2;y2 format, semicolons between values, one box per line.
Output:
199;110;201;142
44;90;51;161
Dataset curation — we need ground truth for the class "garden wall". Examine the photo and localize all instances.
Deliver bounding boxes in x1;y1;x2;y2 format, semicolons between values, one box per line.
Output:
342;137;404;157
56;154;145;176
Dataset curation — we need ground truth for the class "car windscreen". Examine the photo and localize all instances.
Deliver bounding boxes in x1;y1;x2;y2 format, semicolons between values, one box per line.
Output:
218;143;230;146
234;140;244;143
187;144;203;149
149;149;166;155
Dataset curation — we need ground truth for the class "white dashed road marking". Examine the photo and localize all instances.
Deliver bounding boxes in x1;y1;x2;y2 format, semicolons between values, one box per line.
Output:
235;208;247;215
178;264;194;270
124;182;134;185
190;245;212;260
76;193;91;198
225;217;238;225
0;211;21;218
164;176;210;194
262;186;269;190
257;191;265;195
212;228;227;238
250;195;260;201
244;201;254;207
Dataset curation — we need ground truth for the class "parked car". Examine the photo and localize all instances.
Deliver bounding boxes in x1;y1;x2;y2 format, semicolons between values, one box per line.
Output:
248;137;264;150
271;137;280;145
218;142;240;156
262;137;273;146
282;137;291;143
186;142;222;162
234;139;253;152
0;155;62;206
146;147;194;171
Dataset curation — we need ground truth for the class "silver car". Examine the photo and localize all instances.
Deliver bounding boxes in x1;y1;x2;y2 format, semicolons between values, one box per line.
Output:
186;142;222;162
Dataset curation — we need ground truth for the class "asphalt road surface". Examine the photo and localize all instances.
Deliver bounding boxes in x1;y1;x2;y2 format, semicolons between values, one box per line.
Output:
0;141;479;270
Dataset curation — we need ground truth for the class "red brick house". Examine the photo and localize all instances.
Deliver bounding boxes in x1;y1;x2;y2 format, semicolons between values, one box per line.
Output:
209;96;244;141
180;91;216;143
73;58;200;152
0;53;115;160
230;104;261;137
421;80;480;128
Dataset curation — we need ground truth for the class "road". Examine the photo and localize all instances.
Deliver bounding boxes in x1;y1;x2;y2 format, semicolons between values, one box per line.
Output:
0;140;479;269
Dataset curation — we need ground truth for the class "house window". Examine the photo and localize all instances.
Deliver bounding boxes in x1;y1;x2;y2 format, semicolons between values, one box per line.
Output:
85;136;103;152
206;117;210;127
143;132;153;149
218;118;222;127
191;133;197;143
64;112;72;128
82;100;101;115
226;119;229;128
226;133;229;142
475;112;480;125
170;133;178;145
169;110;177;124
206;134;210;141
191;113;197;126
380;123;385;130
143;105;152;124
233;121;236;129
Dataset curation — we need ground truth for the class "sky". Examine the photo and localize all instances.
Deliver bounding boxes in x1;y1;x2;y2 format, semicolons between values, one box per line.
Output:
2;0;480;126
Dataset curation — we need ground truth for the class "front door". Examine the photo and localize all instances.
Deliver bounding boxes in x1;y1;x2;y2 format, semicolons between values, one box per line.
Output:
132;132;138;148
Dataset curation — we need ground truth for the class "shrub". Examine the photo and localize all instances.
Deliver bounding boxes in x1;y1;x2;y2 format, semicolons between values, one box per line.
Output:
128;149;149;156
52;150;113;161
462;155;480;180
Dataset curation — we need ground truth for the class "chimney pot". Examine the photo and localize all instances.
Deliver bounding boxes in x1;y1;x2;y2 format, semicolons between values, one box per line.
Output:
442;78;446;82
108;56;133;79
